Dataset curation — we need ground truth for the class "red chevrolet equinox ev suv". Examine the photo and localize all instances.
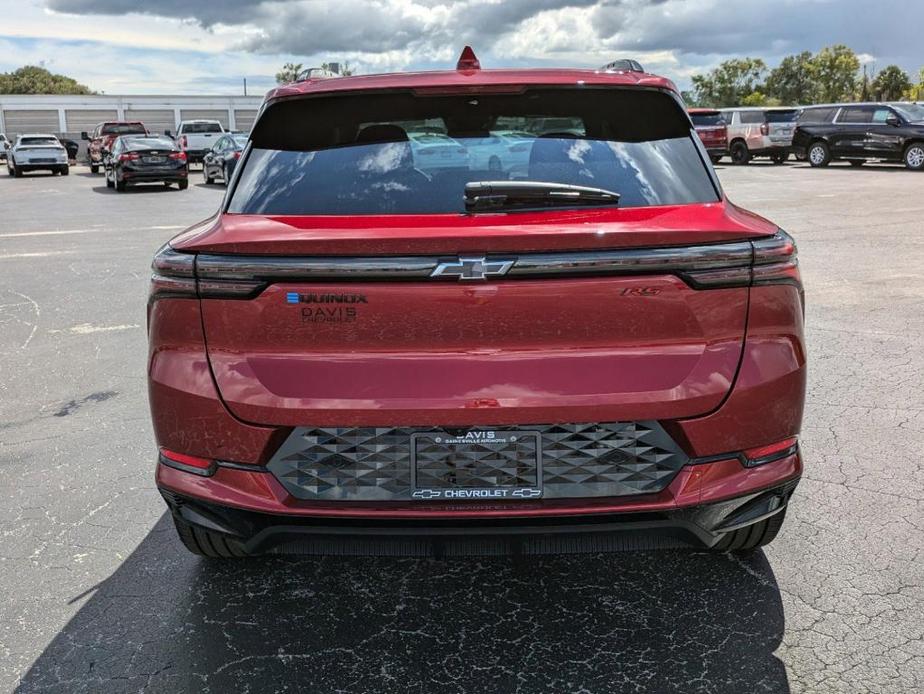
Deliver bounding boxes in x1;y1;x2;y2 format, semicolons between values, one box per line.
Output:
148;51;806;558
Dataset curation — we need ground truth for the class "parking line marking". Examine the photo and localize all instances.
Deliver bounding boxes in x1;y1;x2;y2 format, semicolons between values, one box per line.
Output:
0;251;76;259
0;225;185;239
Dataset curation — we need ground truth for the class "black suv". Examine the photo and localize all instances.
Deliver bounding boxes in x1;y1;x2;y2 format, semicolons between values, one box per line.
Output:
792;103;924;170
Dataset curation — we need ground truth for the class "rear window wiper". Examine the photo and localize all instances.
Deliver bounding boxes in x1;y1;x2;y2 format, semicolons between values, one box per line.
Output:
464;181;620;212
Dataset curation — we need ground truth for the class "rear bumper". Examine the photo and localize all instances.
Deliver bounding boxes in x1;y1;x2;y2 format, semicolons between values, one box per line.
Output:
123;169;187;182
157;452;802;555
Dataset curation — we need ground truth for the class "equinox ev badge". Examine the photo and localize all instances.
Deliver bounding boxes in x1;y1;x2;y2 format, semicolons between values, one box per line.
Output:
431;256;515;281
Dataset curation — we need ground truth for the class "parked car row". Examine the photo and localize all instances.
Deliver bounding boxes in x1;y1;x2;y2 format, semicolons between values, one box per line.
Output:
689;102;924;170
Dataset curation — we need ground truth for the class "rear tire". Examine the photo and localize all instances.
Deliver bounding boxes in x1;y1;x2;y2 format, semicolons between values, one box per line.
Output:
115;177;126;192
105;170;114;188
60;165;69;176
712;508;787;553
13;164;23;177
729;140;750;165
709;154;722;164
904;142;924;171
172;516;249;558
807;141;831;167
770;152;787;164
178;179;189;190
204;166;215;184
848;160;865;167
90;164;99;174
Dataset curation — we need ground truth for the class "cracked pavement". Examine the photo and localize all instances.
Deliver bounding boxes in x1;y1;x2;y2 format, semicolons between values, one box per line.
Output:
1;162;922;693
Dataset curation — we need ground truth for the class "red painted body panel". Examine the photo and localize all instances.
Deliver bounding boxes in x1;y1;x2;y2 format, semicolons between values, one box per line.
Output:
266;68;679;101
201;276;748;426
156;453;802;519
170;202;776;256
147;299;284;464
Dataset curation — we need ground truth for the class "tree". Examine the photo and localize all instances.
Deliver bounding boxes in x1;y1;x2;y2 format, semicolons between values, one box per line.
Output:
871;65;912;101
904;67;924;101
765;51;817;105
0;65;94;94
811;45;860;103
691;58;767;107
275;62;303;84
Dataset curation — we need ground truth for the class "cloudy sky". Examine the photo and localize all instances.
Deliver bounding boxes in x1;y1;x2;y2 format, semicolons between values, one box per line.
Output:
0;0;921;95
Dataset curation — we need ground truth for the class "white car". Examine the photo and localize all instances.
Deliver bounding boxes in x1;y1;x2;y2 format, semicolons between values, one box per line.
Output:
408;132;470;172
464;130;535;176
6;134;69;177
174;120;225;164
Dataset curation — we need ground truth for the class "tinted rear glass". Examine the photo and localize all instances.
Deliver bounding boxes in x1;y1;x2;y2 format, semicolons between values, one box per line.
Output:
123;137;176;150
229;88;718;215
765;110;798;123
839;107;872;123
182;122;223;133
19;137;60;146
797;107;837;123
690;113;723;126
738;111;765;124
101;123;146;135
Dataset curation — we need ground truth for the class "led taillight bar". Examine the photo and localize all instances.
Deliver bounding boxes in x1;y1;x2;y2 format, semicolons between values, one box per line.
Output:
149;244;196;303
149;231;801;303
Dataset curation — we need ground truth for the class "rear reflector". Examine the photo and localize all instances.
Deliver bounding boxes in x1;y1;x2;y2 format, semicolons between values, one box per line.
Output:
743;437;799;468
159;448;216;476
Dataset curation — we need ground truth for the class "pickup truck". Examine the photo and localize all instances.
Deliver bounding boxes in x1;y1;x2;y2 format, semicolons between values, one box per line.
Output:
173;120;225;163
82;121;149;173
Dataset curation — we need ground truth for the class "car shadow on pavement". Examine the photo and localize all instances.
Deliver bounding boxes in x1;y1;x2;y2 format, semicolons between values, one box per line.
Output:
16;513;790;693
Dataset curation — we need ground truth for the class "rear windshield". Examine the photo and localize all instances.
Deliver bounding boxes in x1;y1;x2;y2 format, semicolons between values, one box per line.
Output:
228;88;718;215
123;137;176;150
765;110;798;123
182;122;223;133
101;123;146;135
19;137;60;146
690;112;723;126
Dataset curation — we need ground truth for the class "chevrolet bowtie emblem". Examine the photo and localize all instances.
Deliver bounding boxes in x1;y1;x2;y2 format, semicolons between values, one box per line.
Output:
430;256;515;281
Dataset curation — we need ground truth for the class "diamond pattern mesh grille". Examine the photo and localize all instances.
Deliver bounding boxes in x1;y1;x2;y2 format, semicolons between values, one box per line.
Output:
267;422;688;501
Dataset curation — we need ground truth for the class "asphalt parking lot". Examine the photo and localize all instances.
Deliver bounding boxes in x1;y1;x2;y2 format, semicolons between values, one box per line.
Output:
1;161;922;693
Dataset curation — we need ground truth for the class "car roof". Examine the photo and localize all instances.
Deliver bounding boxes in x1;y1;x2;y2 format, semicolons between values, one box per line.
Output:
267;67;678;101
687;108;721;114
179;119;223;123
721;106;798;112
96;121;145;126
18;133;59;138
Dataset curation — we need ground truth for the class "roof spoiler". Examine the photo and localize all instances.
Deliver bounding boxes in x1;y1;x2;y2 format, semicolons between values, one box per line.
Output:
599;59;645;73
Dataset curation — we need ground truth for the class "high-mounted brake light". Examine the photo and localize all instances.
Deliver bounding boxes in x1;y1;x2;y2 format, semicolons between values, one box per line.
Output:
456;46;481;71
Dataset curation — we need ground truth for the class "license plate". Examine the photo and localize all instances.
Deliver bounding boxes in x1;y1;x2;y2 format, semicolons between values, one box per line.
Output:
410;430;542;500
145;156;166;164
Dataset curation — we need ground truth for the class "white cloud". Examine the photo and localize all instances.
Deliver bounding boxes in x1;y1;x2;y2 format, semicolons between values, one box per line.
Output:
0;0;920;93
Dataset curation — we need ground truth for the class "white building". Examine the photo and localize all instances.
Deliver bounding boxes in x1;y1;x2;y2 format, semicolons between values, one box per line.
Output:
0;94;265;148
